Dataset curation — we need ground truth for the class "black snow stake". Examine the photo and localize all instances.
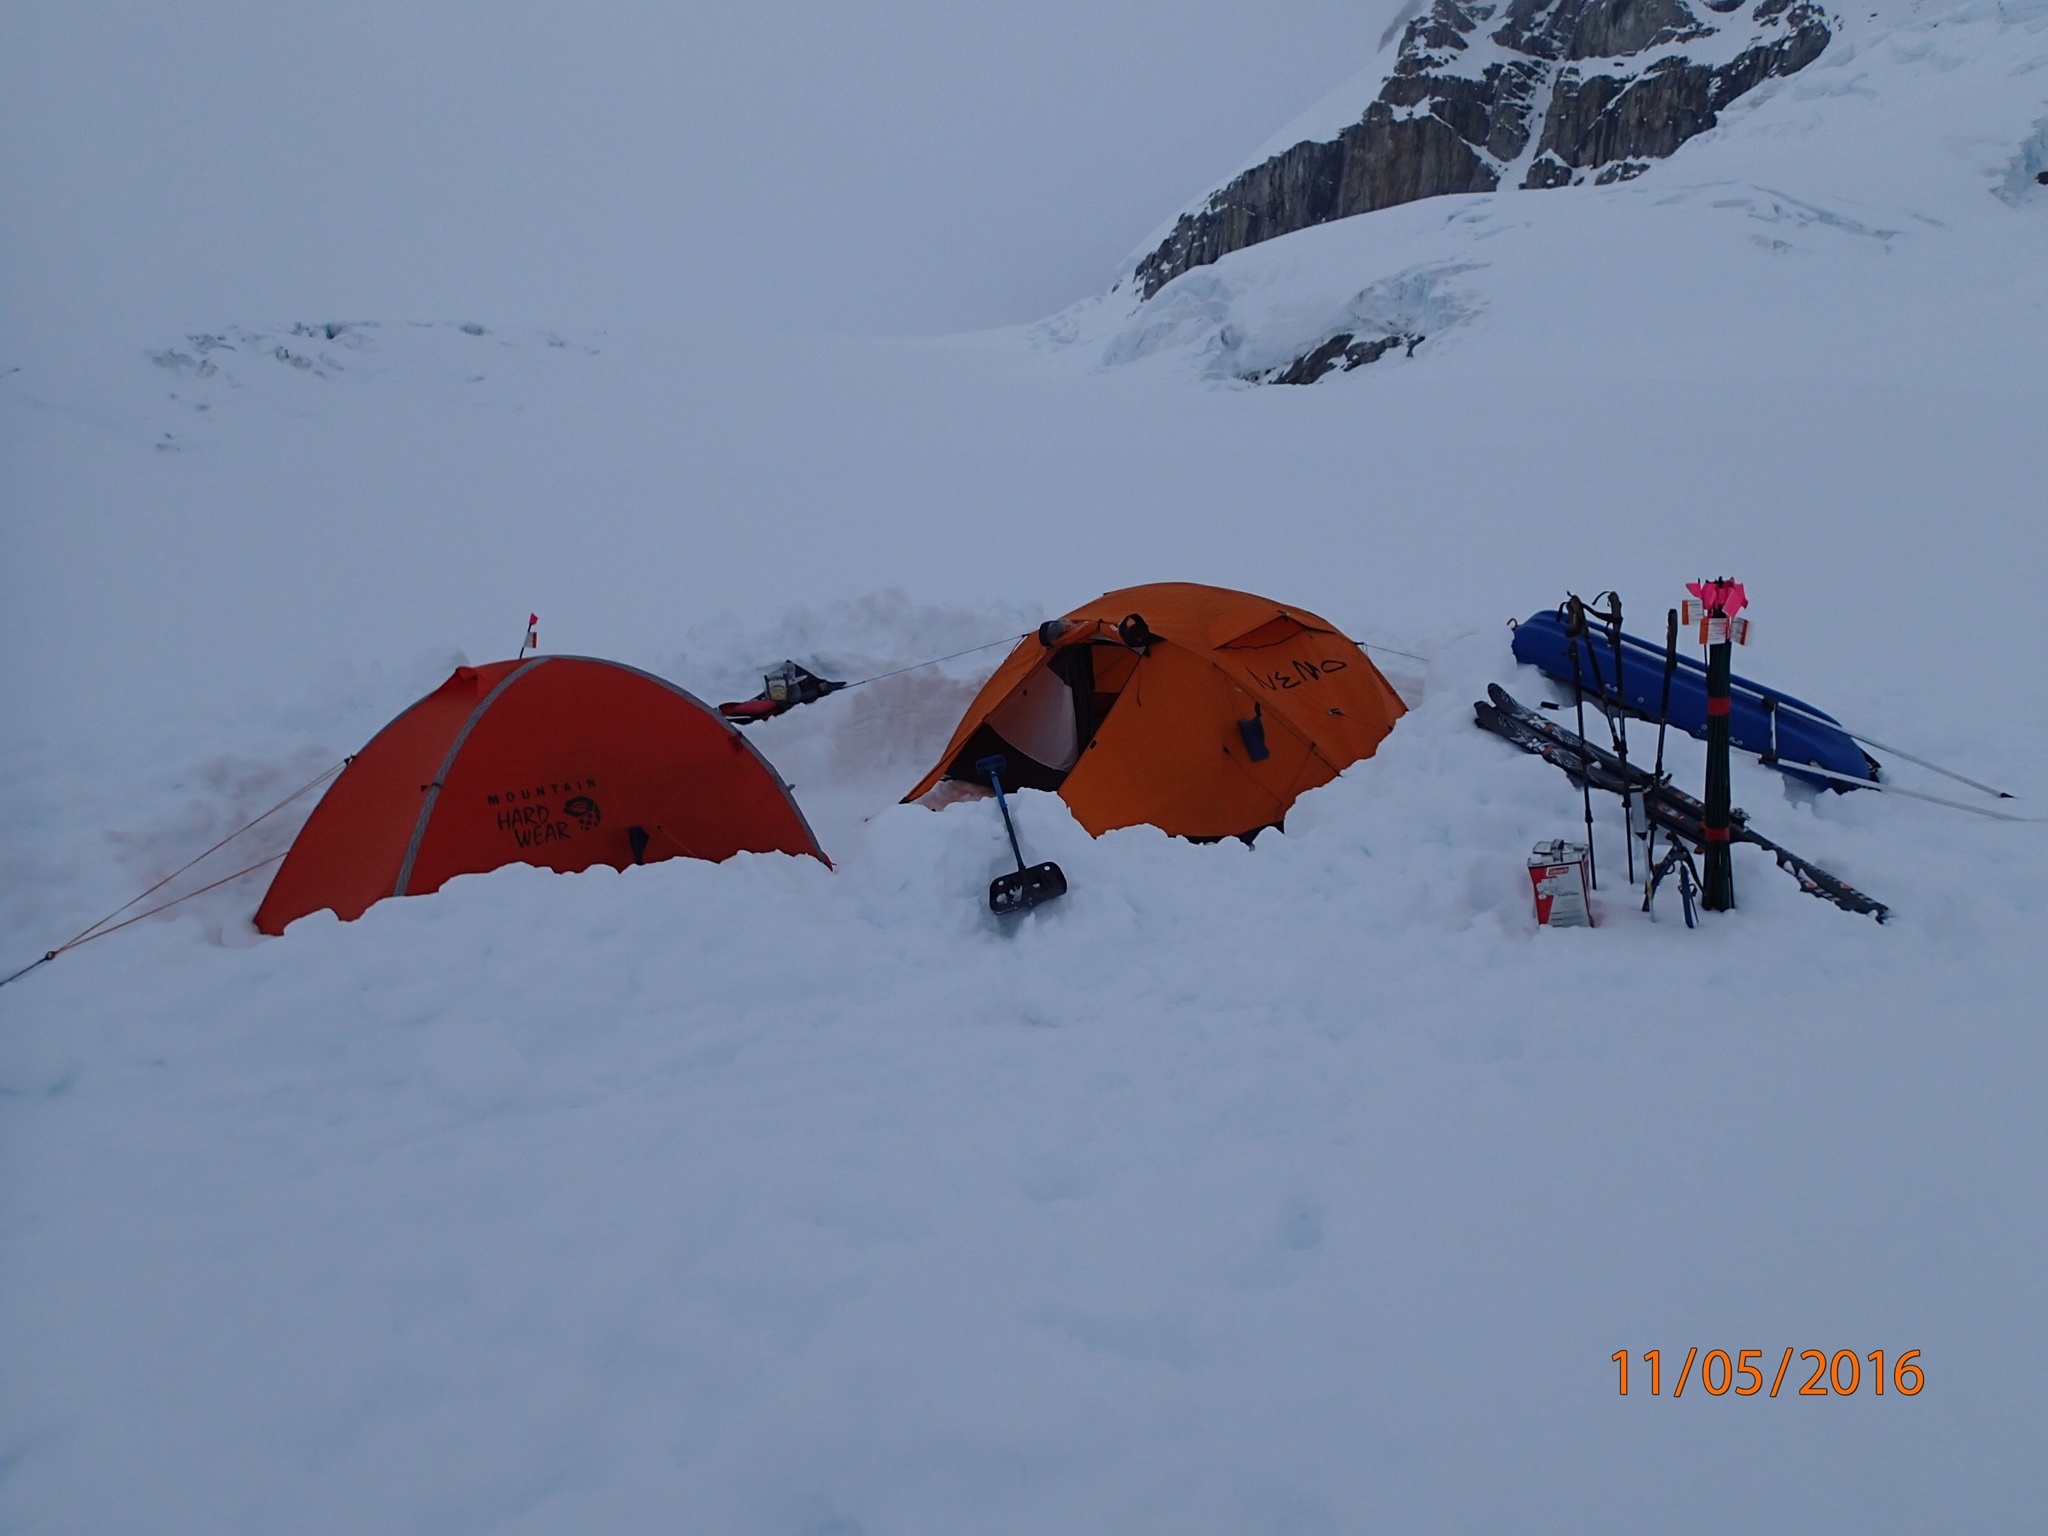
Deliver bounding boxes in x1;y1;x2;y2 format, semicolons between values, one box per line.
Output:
977;754;1068;914
1698;590;1738;912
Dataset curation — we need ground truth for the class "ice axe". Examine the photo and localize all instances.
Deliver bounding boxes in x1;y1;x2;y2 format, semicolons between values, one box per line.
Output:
976;754;1068;914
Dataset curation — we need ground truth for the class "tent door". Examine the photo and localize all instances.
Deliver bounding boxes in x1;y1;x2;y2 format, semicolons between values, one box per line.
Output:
986;660;1081;772
1055;641;1136;750
944;642;1138;793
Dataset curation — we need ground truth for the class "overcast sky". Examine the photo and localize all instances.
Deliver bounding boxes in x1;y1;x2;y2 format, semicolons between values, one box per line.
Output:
1;2;1398;336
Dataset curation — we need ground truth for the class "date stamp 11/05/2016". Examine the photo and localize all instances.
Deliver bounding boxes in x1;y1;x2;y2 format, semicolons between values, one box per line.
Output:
1613;1349;1923;1399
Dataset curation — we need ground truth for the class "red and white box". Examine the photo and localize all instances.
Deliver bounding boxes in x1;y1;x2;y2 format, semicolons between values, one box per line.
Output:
1528;840;1594;928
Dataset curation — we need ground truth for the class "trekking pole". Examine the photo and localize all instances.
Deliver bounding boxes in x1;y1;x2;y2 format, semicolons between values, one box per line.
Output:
1646;607;1680;875
1563;596;1598;890
1593;592;1636;883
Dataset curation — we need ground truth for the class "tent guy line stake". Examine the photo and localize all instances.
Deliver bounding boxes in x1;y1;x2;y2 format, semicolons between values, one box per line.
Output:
0;761;344;993
0;954;51;989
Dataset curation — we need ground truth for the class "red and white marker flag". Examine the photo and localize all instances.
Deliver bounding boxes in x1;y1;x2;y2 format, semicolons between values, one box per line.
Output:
520;613;539;657
1681;581;1750;645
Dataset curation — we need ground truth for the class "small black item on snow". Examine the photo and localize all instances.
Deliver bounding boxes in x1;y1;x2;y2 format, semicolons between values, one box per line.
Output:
1475;684;1887;922
718;661;847;724
976;754;1068;915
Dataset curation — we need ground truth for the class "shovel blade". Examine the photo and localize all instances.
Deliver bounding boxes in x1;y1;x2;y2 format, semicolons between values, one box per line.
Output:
989;861;1067;915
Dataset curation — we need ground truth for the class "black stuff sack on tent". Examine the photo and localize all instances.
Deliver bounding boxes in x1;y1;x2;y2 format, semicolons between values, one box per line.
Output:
719;661;847;724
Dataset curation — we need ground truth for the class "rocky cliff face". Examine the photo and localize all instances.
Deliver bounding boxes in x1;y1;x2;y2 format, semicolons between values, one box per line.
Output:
1133;0;1830;299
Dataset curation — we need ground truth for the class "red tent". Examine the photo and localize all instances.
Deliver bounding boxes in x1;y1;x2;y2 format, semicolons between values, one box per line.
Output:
256;656;826;935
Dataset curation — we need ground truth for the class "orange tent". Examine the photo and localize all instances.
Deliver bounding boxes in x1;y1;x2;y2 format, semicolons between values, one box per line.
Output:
904;583;1407;840
256;656;825;935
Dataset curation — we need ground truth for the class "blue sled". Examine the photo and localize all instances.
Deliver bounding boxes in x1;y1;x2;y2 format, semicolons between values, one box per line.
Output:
1510;609;1879;791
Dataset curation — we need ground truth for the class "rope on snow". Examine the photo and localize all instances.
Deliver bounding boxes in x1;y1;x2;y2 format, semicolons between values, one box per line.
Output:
0;759;345;992
841;634;1029;689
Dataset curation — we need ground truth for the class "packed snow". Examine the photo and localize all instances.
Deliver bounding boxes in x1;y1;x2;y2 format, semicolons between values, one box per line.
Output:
4;0;2046;1531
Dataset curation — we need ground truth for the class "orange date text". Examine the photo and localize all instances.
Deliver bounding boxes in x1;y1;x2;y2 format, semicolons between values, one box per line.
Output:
1611;1348;1923;1398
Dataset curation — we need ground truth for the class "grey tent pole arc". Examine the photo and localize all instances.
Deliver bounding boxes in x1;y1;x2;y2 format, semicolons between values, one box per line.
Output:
394;659;547;897
594;656;830;859
543;654;830;859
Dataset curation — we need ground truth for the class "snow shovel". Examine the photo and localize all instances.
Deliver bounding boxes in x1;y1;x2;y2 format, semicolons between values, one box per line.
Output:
976;754;1067;914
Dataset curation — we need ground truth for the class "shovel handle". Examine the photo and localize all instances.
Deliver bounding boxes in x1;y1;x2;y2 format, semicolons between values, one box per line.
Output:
975;754;1029;873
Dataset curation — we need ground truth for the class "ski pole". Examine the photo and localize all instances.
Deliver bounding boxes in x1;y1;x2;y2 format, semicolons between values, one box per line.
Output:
1595;591;1635;883
1648;607;1679;874
1564;596;1598;890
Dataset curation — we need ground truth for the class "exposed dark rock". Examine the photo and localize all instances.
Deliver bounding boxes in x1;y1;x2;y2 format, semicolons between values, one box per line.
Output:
1536;58;1721;170
1562;0;1710;59
1252;331;1423;385
1132;0;1833;299
1136;109;1499;294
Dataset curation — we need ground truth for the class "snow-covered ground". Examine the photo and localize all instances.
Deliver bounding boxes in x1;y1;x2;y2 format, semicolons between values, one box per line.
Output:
4;1;2047;1531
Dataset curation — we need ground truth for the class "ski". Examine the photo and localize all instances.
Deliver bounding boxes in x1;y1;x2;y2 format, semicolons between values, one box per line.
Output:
1476;685;1889;922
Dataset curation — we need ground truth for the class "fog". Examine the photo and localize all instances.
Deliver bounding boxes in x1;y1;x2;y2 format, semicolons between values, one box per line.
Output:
1;1;1396;336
